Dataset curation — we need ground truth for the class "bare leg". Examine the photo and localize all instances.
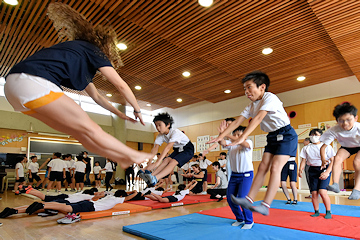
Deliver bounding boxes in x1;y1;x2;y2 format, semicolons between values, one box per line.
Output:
319;189;331;210
35;179;43;188
247;152;273;200
331;149;349;184
42;178;49;190
27;95;152;168
14;182;20;192
145;195;157;201
56;181;61;191
263;155;289;205
281;181;291;200
311;191;319;210
27;189;46;200
290;181;297;200
14;205;30;214
153;160;178;180
150;193;169;203
44;202;73;213
203;181;208;192
80;183;84;191
353;153;360;190
152;158;171;175
76;183;80;191
47;181;54;191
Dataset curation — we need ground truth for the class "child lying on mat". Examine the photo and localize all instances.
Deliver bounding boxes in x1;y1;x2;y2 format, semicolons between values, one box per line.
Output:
146;181;197;203
115;186;169;201
0;189;137;223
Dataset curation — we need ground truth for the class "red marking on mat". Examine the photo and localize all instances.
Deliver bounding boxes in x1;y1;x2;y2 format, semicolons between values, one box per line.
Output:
199;206;360;239
80;203;151;220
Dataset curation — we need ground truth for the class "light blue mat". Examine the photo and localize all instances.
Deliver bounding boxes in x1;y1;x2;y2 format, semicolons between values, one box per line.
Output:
255;200;360;217
123;213;349;240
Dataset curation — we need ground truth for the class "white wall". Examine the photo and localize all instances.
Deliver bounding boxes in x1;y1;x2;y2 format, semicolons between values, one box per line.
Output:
160;76;360;128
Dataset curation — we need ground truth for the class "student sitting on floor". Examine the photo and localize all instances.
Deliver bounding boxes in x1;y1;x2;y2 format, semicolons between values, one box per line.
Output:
180;164;204;195
299;128;334;219
146;181;196;203
207;161;228;201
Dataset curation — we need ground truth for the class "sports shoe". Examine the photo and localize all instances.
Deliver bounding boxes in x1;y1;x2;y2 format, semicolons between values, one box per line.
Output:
0;207;18;218
138;170;150;185
57;213;81;224
148;175;158;187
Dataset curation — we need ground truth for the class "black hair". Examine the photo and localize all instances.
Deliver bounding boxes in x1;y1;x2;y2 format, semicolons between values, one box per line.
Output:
62;155;68;160
220;152;226;156
309;128;323;136
333;102;358;120
198;153;203;157
153;112;174;129
242;70;270;92
94;161;100;165
16;156;25;163
114;190;128;197
175;184;186;195
233;125;246;134
304;137;310;142
30;156;37;160
225;118;235;122
156;153;161;156
193;155;198;158
89;187;98;193
155;187;164;191
82;189;95;195
76;155;84;161
53;152;62;158
212;161;221;168
82;151;88;154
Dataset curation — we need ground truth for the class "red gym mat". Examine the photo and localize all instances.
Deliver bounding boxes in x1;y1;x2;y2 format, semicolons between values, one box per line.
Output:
127;198;199;209
199;206;360;239
184;194;219;203
80;203;151;220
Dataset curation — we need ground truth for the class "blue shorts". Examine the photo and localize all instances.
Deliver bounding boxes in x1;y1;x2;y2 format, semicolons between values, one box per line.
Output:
168;141;194;167
264;125;298;157
309;166;331;192
70;200;95;213
45;170;49;178
281;161;297;182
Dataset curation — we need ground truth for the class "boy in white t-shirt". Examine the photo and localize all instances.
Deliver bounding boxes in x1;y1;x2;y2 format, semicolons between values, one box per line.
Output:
63;154;75;192
74;155;87;192
14;156;27;195
320;103;360;200
299;128;335;219
139;113;194;187
28;156;43;189
221;126;254;229
198;153;212;194
47;152;66;193
208;71;298;216
93;161;102;189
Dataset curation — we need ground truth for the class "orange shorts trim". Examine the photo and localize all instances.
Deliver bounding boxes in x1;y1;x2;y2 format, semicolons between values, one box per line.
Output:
22;109;37;115
23;91;64;110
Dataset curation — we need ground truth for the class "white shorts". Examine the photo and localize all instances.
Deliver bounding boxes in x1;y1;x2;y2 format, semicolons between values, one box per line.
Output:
4;73;64;114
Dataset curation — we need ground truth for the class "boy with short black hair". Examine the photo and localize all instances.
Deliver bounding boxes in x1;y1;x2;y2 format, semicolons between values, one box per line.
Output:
208;71;298;216
139;112;194;187
47;152;66;193
320;102;360;200
28;156;43;189
14;156;27;195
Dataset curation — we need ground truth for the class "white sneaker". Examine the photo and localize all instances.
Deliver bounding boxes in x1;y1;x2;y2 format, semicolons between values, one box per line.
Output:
232;221;245;226
201;191;207;195
57;213;81;224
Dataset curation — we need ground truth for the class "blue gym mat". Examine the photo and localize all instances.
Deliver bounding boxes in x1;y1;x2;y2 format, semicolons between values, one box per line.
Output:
256;200;360;217
123;213;349;240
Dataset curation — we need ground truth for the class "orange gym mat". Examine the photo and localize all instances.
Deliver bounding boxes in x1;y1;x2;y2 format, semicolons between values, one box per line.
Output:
80;203;151;220
199;206;360;239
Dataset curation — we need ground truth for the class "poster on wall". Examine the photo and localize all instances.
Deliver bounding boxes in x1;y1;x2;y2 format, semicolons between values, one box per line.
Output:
255;134;267;148
294;128;312;140
197;135;210;153
247;136;255;144
209;136;220;152
318;120;337;132
252;148;264;161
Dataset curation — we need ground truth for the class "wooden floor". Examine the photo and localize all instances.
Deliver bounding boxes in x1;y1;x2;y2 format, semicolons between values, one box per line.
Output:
0;183;359;240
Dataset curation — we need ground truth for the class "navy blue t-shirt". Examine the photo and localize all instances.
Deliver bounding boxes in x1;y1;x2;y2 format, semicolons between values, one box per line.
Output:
8;40;112;91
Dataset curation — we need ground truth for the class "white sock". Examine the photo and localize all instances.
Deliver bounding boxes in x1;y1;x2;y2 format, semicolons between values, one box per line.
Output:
232;221;245;226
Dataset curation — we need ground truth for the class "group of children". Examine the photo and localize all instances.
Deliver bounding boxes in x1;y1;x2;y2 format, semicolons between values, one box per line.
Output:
14;152;117;195
2;2;360;231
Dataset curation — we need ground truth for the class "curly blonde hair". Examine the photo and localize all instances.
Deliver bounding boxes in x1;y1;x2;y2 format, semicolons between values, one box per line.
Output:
47;2;123;68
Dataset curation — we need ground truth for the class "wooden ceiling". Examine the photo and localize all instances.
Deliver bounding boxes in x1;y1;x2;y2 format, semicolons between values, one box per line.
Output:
1;0;359;110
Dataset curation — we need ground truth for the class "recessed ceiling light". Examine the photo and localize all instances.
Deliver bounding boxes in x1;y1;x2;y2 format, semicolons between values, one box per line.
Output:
297;76;306;81
4;0;18;5
198;0;213;7
177;98;183;102
224;90;231;94
182;71;190;77
116;43;127;50
106;93;112;97
135;85;142;90
262;48;273;55
146;103;151;107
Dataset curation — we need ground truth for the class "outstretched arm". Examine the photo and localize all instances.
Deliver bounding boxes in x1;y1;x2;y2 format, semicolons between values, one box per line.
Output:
85;83;137;123
207;116;246;144
99;66;144;125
